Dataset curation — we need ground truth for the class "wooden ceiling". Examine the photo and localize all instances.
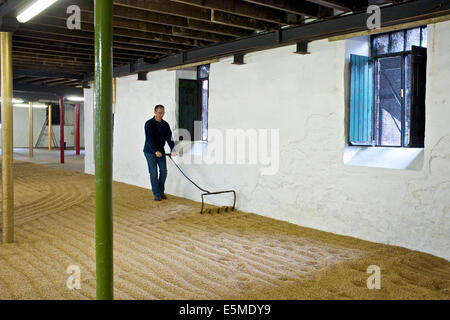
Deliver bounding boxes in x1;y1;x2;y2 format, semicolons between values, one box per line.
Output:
2;0;404;90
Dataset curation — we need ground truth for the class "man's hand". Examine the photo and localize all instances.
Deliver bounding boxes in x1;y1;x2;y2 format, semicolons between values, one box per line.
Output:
155;151;163;157
170;152;176;157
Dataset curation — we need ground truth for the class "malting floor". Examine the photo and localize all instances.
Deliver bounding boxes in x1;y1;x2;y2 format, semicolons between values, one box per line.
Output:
0;159;449;299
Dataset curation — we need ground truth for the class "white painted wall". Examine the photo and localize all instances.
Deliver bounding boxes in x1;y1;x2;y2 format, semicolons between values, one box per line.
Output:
0;103;85;149
84;21;450;260
0;107;45;148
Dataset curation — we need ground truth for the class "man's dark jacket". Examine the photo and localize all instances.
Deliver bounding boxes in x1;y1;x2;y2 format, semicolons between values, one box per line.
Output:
143;117;175;154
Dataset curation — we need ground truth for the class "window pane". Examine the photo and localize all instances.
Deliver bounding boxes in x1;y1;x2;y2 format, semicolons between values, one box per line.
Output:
406;28;421;51
404;55;412;146
421;27;427;48
201;80;209;141
198;64;210;79
390;31;405;53
375;56;402;146
373;34;389;56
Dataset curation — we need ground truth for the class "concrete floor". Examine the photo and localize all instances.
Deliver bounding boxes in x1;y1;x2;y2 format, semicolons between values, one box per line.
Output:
5;148;85;173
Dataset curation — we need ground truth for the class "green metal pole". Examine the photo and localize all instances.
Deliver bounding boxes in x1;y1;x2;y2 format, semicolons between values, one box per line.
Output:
94;0;113;300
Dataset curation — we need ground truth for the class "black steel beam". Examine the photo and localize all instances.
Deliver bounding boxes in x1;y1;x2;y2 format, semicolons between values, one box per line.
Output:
137;72;148;81
114;64;132;77
85;0;450;80
306;0;366;11
295;41;310;55
13;82;84;97
12;91;60;102
232;53;246;65
14;69;84;80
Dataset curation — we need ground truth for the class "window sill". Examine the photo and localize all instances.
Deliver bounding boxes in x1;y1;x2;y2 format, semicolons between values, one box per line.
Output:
343;146;424;170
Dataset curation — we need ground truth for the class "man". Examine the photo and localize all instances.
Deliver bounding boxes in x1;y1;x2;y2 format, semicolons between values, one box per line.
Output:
143;104;175;201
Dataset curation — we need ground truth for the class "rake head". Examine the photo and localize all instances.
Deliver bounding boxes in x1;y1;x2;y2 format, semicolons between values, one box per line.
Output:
203;206;236;214
200;190;236;214
165;153;236;215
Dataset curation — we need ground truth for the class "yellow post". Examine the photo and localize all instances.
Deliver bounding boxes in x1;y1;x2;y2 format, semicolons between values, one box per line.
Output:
113;77;116;104
29;101;33;158
48;105;52;150
1;32;14;243
113;77;116;113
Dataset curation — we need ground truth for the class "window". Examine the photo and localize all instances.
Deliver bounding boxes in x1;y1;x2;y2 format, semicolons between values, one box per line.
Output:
349;27;427;148
198;64;209;141
178;64;209;141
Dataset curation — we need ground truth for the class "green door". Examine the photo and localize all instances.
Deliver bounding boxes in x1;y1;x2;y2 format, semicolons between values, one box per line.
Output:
179;79;198;141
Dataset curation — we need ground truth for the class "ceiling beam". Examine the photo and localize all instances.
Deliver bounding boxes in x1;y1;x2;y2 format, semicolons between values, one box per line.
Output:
87;0;449;80
170;0;298;24
13;58;94;71
12;38;160;62
12;38;138;62
14;29;178;55
12;91;64;102
12;47;133;64
210;10;278;31
55;2;239;38
111;5;246;37
40;78;82;86
13;82;84;97
23;78;65;85
112;0;275;30
13;53;94;66
13;63;92;74
305;0;367;12
113;0;212;20
61;0;278;31
38;14;207;46
44;5;231;42
44;7;171;34
27;17;194;50
20;23;190;52
242;0;330;18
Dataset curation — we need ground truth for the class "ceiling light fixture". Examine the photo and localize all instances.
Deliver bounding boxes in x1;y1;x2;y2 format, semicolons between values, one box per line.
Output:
17;0;59;23
67;96;84;102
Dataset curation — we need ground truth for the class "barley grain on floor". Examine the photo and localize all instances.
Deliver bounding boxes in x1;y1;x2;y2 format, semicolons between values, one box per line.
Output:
0;160;449;300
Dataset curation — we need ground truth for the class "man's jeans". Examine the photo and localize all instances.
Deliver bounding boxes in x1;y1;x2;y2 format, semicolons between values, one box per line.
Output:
144;152;167;197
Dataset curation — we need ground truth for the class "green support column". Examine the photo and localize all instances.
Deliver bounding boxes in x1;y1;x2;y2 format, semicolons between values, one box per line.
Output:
94;0;114;300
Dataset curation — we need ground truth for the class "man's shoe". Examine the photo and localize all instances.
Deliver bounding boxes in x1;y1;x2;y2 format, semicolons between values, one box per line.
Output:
154;196;162;201
161;194;167;200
